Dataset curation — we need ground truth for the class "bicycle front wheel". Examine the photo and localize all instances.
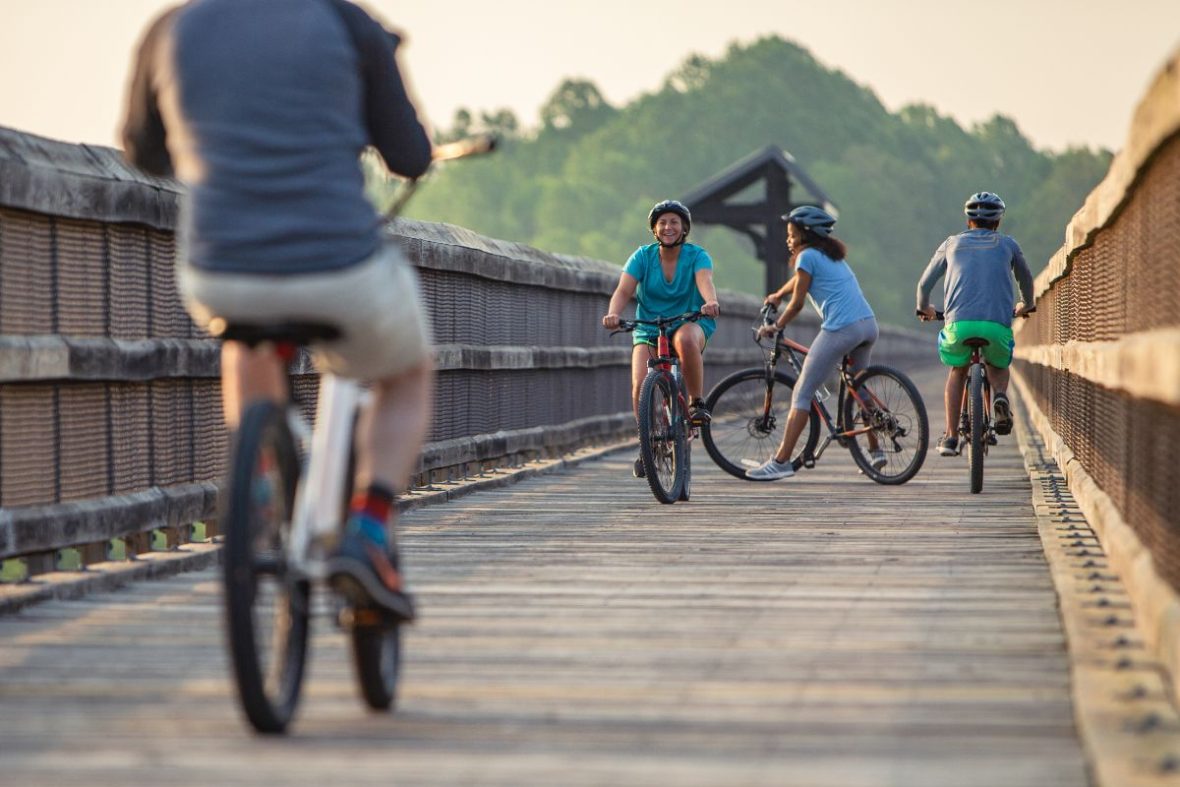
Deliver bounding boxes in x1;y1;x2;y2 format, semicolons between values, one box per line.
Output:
638;370;686;503
842;365;929;485
702;367;820;480
968;364;985;493
222;401;309;734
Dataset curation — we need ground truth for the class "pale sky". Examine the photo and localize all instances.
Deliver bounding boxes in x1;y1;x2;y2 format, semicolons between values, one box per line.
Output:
1;0;1177;153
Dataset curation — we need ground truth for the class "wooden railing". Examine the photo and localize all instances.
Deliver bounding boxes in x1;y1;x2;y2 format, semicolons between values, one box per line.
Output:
1012;45;1180;703
0;125;930;581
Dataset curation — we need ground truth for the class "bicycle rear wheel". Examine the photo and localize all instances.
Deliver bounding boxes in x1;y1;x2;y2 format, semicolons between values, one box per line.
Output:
638;370;686;503
222;401;309;734
702;367;820;480
352;623;401;710
842;365;929;485
335;421;403;712
967;364;985;493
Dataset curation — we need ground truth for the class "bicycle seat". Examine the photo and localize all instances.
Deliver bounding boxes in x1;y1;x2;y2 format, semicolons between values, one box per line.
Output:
962;338;990;348
209;318;342;347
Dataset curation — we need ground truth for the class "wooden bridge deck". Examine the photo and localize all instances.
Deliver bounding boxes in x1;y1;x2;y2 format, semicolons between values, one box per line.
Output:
0;368;1149;786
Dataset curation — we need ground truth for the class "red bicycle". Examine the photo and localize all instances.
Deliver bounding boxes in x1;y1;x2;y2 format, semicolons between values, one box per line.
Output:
703;305;929;484
613;311;704;504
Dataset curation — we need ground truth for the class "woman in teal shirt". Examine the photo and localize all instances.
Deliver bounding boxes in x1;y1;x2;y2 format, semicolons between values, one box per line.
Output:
602;200;721;478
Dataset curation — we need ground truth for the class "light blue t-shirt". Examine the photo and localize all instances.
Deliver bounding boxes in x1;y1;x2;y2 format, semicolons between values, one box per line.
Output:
623;243;716;345
795;248;875;330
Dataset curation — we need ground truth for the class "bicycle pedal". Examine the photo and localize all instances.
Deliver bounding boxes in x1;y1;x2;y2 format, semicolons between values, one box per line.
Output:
338;605;400;630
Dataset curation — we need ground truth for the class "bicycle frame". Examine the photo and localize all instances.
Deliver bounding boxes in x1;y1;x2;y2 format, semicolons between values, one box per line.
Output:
768;336;883;465
648;327;691;434
287;372;369;577
959;345;993;445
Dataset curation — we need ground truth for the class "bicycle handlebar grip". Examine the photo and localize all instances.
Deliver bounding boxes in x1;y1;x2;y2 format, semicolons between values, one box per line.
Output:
431;133;499;163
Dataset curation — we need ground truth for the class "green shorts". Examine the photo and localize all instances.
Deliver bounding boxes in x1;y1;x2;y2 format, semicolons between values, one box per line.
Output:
938;320;1014;368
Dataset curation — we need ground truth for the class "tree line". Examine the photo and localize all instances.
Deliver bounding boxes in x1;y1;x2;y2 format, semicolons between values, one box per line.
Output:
392;36;1111;325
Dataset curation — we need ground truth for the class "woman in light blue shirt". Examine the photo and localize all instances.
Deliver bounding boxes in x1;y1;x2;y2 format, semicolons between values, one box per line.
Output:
746;206;881;480
602;200;720;478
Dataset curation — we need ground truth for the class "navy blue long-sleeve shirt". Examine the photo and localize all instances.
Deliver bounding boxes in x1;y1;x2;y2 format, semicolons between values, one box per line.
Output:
121;0;432;275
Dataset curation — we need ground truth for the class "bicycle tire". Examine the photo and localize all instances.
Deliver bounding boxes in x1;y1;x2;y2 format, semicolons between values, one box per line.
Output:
968;363;985;493
678;436;692;501
222;401;309;734
701;367;820;480
334;416;404;712
638;370;686;503
842;365;929;485
352;624;401;710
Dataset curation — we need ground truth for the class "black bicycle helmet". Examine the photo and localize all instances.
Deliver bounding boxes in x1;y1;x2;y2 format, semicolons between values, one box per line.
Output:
964;191;1006;221
648;199;692;233
783;205;836;237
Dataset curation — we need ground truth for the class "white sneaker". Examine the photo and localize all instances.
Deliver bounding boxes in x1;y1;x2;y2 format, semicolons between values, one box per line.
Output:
746;458;795;481
869;449;888;470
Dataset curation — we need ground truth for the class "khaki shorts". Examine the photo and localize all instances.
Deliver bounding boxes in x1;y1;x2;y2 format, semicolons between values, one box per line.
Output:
179;242;432;380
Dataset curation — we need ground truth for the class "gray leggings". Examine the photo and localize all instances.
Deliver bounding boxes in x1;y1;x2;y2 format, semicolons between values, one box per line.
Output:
792;317;880;410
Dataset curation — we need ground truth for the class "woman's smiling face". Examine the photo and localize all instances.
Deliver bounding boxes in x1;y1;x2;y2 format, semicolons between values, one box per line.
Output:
654;213;684;245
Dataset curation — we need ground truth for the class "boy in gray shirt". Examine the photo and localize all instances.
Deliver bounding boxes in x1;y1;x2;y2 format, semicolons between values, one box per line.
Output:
916;192;1034;455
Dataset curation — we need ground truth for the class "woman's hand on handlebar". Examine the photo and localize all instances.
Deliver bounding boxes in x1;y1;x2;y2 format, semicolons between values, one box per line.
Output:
701;300;720;318
915;306;938;322
602;313;621;330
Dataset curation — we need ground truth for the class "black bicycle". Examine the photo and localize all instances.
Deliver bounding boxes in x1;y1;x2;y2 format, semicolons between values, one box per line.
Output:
702;305;929;484
613;311;705;504
920;308;1034;493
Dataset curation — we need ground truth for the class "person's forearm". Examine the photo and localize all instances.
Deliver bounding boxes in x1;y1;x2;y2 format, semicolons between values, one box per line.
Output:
607;290;630;316
775;300;803;328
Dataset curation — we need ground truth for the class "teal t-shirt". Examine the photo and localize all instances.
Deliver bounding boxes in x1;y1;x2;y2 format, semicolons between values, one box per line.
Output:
623;243;716;345
795;248;875;330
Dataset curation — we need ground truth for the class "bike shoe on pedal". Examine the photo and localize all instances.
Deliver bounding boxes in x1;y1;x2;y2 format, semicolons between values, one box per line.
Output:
688;400;712;426
937;434;959;456
992;393;1013;436
327;513;416;623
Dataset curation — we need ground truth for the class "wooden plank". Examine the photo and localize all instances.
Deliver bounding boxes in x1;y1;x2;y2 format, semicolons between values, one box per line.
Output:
0;366;1158;786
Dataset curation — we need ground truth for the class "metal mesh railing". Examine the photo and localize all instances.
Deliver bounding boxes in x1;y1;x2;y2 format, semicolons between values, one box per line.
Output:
1015;131;1180;591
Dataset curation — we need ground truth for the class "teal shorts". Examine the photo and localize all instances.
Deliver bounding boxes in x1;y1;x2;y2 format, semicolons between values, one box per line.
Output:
938;320;1014;368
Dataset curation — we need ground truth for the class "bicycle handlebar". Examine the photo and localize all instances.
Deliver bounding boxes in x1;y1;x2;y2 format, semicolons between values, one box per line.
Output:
382;133;499;219
431;132;499;163
611;310;704;336
915;306;1037;322
752;302;780;344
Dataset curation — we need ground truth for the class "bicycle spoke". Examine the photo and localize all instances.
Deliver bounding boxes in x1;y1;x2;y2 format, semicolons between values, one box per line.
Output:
843;367;928;485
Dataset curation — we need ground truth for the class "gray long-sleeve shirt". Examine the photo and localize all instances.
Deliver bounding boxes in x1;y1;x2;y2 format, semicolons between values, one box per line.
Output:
916;228;1034;326
121;0;432;275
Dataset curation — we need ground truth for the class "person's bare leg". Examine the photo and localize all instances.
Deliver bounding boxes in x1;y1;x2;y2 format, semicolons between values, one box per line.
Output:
672;324;707;401
630;344;654;419
773;407;812;464
987;364;1010;397
352;358;434;504
219;341;287;430
944;366;968;436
